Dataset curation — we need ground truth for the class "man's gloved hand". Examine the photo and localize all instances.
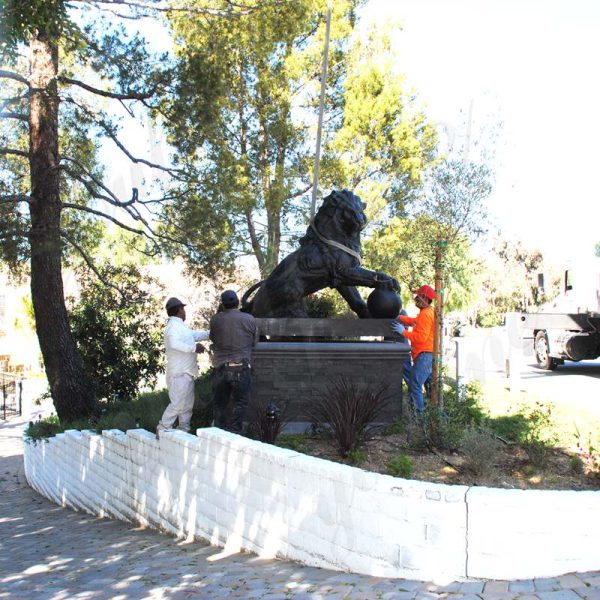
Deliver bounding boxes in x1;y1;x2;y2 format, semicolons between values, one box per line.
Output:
390;321;405;335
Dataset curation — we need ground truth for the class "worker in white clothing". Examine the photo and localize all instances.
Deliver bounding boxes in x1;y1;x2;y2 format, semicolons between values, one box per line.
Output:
157;297;209;437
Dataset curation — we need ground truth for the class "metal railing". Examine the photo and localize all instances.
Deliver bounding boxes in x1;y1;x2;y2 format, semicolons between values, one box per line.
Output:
1;372;22;420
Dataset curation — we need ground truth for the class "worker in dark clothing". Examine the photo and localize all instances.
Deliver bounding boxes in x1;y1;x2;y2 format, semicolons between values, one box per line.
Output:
210;290;257;433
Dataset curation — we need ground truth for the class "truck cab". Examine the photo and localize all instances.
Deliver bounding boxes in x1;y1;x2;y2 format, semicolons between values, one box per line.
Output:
521;259;600;370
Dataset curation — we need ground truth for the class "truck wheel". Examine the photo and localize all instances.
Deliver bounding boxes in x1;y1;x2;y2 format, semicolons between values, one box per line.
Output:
535;331;558;370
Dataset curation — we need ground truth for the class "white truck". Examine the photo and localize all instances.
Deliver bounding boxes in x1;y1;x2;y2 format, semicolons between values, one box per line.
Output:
519;258;600;370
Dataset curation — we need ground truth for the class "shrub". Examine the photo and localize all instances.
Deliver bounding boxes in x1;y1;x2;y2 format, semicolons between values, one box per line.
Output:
436;380;488;450
190;371;214;431
459;425;502;476
25;414;64;441
347;448;368;464
307;377;391;458
569;455;585;475
68;263;164;405
384;418;405;436
277;434;308;453
305;293;337;318
387;454;414;478
520;401;559;468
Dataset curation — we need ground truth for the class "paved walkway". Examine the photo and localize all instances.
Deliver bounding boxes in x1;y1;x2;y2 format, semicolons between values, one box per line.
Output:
1;399;599;599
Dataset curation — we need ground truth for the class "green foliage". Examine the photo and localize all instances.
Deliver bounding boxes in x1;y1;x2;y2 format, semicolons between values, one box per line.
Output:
162;1;436;278
519;401;559;468
308;377;390;458
0;0;71;57
459;425;502;476
326;21;437;217
277;434;308;453
68;263;164;404
347;449;367;464
595;241;600;258
384;418;405;436
25;414;64;441
305;293;339;318
363;216;479;312
475;238;557;325
488;413;530;442
386;454;414;478
436;380;488;451
569;455;585;475
419;159;492;242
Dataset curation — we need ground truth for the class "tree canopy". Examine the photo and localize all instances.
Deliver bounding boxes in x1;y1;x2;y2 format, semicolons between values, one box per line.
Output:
160;0;437;279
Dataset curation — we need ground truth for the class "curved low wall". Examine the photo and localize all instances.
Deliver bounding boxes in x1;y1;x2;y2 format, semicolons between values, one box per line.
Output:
24;428;599;583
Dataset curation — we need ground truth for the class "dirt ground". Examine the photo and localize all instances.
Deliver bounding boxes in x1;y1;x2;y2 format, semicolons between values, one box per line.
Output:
293;432;600;491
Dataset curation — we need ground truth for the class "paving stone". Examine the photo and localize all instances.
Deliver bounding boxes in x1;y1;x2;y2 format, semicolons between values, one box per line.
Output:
460;581;486;594
559;576;588;589
510;581;537;593
484;580;510;594
575;591;600;600
537;592;584;600
535;579;564;592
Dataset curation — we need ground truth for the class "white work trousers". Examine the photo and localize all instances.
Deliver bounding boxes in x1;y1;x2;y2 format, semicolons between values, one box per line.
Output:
159;373;195;432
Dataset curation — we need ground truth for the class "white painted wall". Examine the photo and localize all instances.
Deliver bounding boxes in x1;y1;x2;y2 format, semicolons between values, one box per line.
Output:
24;428;600;583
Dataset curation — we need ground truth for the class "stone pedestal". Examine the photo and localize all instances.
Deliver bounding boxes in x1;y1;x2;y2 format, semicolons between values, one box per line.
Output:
251;319;411;431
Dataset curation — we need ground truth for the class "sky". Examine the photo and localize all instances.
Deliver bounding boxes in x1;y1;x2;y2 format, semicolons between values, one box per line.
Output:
363;0;600;261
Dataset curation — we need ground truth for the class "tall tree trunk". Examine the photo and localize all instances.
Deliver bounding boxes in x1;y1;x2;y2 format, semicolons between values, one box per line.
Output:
28;32;96;422
264;208;281;277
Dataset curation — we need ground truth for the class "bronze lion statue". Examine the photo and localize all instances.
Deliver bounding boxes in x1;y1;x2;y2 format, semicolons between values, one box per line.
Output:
241;189;399;318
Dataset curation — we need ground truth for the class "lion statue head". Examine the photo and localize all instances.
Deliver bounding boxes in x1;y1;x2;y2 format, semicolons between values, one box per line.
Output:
300;189;367;248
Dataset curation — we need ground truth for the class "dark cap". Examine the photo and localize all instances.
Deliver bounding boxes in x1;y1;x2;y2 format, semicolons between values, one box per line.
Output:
165;297;186;311
220;289;239;308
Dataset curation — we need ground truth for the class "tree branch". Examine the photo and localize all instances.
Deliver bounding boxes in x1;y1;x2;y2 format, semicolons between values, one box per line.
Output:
0;111;28;121
61;231;130;299
69;0;274;17
59;76;154;100
0;94;29;113
62;201;149;236
0;194;30;204
0;70;29;86
63;97;183;177
61;156;136;207
0;147;29;158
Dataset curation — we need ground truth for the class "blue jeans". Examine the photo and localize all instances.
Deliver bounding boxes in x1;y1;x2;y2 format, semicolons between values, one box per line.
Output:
408;352;433;413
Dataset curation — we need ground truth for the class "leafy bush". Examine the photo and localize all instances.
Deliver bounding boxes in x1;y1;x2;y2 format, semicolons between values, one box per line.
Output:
277;433;308;453
519;401;559;468
347;449;367;464
305;293;337;318
569;455;584;475
25;414;64;441
190;371;214;431
307;377;391;458
459;425;502;476
384;418;405;436
68;263;164;404
436;380;488;450
387;454;414;478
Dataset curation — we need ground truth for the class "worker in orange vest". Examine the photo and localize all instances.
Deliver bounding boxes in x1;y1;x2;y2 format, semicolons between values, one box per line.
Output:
391;285;435;414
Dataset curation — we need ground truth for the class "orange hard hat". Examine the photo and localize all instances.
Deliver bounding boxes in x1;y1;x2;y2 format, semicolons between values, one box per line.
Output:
411;285;436;300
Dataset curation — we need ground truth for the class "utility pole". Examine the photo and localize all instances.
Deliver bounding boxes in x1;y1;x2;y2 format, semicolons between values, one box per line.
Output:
310;0;332;219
